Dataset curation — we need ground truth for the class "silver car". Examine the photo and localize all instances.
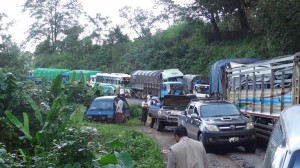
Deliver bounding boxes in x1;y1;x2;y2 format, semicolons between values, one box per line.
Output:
263;105;300;168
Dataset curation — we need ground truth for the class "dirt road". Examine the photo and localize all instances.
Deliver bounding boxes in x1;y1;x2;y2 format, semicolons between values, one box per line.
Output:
129;98;266;168
136;125;266;168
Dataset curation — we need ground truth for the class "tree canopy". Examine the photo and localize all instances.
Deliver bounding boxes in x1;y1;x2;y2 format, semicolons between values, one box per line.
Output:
0;0;299;76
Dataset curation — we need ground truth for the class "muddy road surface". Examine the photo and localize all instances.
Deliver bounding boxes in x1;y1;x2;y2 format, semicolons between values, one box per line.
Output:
128;98;266;168
135;125;266;168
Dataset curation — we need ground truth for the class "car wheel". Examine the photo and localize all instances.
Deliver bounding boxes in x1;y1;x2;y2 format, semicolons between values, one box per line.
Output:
198;134;211;153
244;142;256;153
157;120;165;132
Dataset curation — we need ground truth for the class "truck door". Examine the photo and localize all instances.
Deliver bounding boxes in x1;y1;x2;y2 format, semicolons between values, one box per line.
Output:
189;106;201;140
185;104;195;137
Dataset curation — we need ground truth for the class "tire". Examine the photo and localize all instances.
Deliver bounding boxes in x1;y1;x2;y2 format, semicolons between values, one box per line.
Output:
157;120;165;132
244;142;256;153
198;133;211;153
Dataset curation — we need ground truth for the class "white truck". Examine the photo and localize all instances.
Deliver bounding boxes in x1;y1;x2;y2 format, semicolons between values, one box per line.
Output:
209;52;300;140
182;74;209;98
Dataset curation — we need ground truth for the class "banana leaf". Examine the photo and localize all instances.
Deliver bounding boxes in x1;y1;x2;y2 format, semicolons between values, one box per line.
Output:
23;112;30;135
5;111;32;141
23;92;43;124
70;105;87;122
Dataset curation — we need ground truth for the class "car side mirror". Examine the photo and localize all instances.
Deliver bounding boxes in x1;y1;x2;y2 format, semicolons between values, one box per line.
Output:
191;113;199;119
156;103;160;107
184;110;187;115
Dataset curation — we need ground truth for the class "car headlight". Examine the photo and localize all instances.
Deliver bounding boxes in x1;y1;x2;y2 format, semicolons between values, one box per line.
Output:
205;124;219;131
246;122;254;129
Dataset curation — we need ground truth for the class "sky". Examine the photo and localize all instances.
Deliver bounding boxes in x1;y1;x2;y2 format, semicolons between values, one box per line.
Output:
0;0;192;51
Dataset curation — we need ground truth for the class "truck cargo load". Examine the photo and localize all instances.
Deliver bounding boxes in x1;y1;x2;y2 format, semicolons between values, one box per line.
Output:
32;68;70;84
210;52;300;140
130;69;184;99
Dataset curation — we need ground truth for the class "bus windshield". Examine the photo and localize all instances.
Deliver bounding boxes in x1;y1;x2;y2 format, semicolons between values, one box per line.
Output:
96;73;130;94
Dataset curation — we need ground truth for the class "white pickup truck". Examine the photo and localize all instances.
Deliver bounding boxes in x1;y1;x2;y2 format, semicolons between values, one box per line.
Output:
149;95;190;131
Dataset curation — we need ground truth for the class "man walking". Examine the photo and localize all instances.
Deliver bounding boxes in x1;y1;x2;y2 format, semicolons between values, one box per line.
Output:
167;126;209;168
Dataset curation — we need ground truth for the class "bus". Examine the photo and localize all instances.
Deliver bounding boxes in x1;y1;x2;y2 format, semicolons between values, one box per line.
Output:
88;73;131;96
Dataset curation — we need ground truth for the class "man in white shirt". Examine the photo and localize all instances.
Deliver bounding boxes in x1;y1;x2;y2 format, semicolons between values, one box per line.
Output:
167;126;209;168
141;98;149;126
116;94;124;125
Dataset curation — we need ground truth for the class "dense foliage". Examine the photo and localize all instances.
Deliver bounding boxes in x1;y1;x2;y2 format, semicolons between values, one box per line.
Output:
0;0;299;166
1;0;299;77
0;70;164;167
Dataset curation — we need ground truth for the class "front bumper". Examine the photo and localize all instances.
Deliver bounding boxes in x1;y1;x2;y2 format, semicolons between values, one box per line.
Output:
202;129;256;146
158;115;179;126
86;115;115;122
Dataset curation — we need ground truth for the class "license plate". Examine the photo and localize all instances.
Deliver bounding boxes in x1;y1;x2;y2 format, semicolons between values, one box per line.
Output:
229;137;239;143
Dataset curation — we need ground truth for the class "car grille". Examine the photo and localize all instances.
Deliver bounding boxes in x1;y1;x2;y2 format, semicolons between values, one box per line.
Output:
167;115;178;122
218;124;245;131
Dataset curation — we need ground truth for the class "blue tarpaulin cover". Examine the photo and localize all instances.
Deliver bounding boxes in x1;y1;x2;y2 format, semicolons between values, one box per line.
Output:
209;58;261;95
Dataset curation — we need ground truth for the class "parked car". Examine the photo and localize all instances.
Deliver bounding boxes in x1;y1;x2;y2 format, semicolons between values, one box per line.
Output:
178;99;256;153
86;96;130;122
263;105;300;168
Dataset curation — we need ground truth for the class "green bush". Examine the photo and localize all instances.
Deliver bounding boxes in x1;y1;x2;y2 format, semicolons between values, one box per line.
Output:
88;123;164;168
33;124;100;167
130;103;142;119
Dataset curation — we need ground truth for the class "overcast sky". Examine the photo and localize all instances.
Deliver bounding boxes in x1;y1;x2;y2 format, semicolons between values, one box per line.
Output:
0;0;191;51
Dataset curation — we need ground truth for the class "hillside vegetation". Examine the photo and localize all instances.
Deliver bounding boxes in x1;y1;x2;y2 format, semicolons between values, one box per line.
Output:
1;0;299;76
0;0;299;167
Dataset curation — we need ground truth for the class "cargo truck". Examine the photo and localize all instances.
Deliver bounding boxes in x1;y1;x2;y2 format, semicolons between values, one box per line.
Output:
130;69;184;99
29;68;70;84
209;52;300;140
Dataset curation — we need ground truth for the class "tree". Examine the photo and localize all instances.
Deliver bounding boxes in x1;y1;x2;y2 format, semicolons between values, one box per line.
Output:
185;0;222;40
153;0;183;27
119;6;159;39
87;13;111;45
0;13;24;74
257;0;300;54
104;26;130;45
23;0;83;53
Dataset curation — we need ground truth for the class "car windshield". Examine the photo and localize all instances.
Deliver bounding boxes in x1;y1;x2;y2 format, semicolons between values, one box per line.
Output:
89;99;114;110
200;103;240;117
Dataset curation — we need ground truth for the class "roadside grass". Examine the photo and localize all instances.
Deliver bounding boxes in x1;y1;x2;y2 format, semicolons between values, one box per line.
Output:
85;119;165;168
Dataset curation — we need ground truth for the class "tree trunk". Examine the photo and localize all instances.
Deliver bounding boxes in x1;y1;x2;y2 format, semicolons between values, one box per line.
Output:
237;0;250;31
210;11;222;41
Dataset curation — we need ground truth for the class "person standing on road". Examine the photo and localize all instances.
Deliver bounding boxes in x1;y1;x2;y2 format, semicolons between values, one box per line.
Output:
116;94;124;125
148;95;157;128
141;98;149;126
167;126;209;168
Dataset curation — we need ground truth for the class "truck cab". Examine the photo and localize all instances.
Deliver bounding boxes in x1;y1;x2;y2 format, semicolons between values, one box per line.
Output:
178;99;256;153
154;94;191;131
193;84;210;98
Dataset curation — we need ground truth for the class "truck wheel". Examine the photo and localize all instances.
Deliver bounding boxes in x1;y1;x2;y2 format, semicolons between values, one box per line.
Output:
244;143;256;153
157;121;165;132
